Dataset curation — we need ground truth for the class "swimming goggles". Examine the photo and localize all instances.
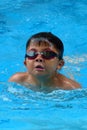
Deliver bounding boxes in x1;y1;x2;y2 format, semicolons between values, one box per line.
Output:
25;50;59;60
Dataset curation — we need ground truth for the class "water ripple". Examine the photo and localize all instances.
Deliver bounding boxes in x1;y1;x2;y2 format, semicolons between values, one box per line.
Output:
0;82;87;110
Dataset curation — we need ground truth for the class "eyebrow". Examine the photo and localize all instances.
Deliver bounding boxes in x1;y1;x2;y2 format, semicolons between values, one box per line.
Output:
27;48;54;52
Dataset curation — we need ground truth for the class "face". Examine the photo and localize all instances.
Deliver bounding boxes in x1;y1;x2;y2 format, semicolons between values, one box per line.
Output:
24;41;64;79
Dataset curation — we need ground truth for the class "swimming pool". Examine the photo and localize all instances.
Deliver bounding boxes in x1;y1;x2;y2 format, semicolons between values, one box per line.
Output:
0;0;87;129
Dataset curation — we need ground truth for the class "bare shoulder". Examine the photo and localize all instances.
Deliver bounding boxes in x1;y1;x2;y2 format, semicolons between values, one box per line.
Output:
57;73;81;90
9;72;28;83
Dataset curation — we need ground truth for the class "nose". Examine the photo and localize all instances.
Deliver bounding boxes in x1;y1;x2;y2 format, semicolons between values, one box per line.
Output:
35;54;44;62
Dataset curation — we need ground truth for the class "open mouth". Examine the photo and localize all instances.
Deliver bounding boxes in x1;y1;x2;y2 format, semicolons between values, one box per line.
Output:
35;65;45;71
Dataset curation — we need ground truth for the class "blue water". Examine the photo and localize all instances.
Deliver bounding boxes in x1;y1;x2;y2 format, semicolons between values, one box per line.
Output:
0;0;87;129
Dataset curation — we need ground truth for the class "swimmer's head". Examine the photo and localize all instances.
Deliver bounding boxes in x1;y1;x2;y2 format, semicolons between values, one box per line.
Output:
26;32;64;60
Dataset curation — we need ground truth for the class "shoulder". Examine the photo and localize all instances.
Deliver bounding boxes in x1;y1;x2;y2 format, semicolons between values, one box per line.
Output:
57;73;81;90
9;72;28;83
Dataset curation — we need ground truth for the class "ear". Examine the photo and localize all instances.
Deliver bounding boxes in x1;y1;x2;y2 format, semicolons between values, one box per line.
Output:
57;59;65;70
24;60;27;66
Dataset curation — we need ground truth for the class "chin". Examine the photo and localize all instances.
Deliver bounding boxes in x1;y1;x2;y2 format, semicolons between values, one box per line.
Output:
34;72;47;78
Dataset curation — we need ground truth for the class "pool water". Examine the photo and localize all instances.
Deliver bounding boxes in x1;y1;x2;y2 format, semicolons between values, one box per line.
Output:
0;0;87;129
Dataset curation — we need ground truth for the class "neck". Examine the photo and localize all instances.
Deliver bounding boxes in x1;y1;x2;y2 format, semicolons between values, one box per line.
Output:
28;73;57;90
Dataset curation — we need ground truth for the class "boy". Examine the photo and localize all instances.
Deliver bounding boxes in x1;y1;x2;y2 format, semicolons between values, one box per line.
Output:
9;32;81;92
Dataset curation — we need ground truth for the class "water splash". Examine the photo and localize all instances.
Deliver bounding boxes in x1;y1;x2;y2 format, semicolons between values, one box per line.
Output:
0;82;87;111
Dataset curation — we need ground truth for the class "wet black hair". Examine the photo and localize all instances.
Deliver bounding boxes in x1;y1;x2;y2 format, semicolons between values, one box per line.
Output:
26;32;64;59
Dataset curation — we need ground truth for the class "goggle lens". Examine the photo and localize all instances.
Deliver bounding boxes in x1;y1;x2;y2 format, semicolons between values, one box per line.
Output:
25;50;59;60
